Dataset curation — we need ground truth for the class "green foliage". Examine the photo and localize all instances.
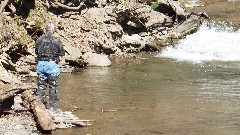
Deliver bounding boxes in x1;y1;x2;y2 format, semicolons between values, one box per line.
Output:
151;2;159;10
35;20;42;29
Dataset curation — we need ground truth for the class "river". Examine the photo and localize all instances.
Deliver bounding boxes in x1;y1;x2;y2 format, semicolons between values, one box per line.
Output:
52;1;240;135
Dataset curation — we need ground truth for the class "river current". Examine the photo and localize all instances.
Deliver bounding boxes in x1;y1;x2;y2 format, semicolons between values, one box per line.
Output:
51;1;240;135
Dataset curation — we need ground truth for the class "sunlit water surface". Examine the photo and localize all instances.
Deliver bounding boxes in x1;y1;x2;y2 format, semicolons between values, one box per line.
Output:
50;1;240;135
54;23;240;134
55;55;240;135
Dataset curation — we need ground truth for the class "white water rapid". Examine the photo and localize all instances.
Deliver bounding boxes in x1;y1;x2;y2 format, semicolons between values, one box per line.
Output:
156;21;240;63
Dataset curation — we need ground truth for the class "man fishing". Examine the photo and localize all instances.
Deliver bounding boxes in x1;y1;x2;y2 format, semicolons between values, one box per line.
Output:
35;22;65;113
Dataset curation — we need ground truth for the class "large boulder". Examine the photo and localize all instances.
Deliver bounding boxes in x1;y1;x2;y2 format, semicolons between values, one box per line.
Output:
82;52;111;67
121;34;145;52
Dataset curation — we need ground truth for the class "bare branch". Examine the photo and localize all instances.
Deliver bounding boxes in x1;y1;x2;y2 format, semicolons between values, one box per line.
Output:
0;0;10;14
8;3;16;13
51;0;84;11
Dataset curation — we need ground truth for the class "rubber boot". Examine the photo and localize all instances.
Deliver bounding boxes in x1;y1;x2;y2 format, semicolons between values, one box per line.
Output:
36;76;47;106
48;75;61;113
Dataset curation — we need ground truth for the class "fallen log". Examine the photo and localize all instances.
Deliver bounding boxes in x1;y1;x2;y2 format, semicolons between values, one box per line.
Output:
22;90;54;131
50;0;84;11
0;83;93;132
0;83;36;102
22;90;92;130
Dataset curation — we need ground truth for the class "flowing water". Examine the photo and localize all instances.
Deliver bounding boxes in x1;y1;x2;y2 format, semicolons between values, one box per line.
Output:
49;1;240;135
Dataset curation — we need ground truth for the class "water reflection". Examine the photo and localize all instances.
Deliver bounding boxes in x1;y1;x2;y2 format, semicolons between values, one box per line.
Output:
52;55;240;135
53;2;240;134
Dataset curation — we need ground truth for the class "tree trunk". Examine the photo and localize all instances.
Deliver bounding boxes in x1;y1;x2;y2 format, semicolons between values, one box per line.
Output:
0;83;36;102
22;90;54;131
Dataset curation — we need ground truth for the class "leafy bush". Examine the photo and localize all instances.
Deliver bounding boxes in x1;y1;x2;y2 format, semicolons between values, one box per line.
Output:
151;2;159;10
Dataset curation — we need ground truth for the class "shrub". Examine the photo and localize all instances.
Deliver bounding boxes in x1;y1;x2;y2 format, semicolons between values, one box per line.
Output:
151;2;159;10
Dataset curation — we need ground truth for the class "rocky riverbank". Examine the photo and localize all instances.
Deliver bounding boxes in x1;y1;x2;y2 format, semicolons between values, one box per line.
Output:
0;0;209;132
0;0;208;85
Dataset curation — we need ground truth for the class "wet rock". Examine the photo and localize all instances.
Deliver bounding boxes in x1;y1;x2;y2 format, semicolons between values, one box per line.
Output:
0;64;21;84
169;12;209;39
82;52;111;66
57;33;83;59
121;34;145;52
64;56;85;68
157;0;189;20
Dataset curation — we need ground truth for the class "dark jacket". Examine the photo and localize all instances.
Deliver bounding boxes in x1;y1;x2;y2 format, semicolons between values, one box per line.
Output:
35;32;65;59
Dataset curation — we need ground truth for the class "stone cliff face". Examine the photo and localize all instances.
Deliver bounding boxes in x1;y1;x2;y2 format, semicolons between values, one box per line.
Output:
0;0;207;84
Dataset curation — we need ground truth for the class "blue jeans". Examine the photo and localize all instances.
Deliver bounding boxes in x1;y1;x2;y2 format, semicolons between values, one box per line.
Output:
36;61;60;79
36;61;60;106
